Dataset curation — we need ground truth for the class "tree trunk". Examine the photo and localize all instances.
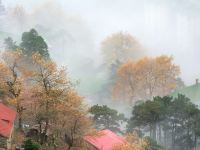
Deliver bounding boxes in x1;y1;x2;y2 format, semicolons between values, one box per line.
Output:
150;125;153;138
152;123;157;141
164;130;167;150
158;123;162;144
18;116;22;129
194;134;197;150
171;123;175;150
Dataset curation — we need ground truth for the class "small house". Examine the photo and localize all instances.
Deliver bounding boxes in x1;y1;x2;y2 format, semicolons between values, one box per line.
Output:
0;103;16;150
84;129;127;150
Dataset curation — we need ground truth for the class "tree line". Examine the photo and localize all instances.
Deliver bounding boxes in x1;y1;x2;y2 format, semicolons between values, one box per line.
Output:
0;29;194;150
127;95;200;150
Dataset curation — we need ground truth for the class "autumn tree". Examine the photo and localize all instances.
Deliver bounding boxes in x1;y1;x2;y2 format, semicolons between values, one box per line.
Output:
27;52;70;144
61;91;91;150
0;61;9;98
101;32;144;67
26;53;91;150
155;55;180;96
111;132;149;150
100;32;145;99
1;49;25;129
113;55;180;103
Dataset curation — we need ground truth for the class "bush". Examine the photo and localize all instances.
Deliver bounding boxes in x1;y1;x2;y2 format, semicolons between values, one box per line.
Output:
23;139;40;150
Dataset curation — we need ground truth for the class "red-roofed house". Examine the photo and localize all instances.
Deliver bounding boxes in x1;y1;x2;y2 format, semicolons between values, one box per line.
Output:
0;103;16;150
84;129;127;150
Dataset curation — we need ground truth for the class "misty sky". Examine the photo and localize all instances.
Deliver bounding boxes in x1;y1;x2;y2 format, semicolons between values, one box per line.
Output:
2;0;200;85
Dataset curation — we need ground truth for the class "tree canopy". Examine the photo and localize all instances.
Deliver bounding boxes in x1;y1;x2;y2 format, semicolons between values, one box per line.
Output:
101;32;145;67
20;29;49;59
113;55;180;103
89;104;127;133
128;95;200;150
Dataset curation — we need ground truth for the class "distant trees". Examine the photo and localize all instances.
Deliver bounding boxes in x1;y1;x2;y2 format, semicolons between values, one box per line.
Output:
4;37;18;50
20;29;49;59
128;95;200;150
113;55;180;103
175;77;185;90
89;105;127;133
100;32;145;99
4;28;50;59
101;32;144;67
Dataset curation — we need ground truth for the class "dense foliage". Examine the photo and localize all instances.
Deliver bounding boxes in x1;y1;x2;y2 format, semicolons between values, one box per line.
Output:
89;105;127;133
23;139;40;150
128;95;200;150
4;28;50;59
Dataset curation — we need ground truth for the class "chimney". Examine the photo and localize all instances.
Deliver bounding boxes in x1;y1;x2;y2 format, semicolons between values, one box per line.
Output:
196;79;199;85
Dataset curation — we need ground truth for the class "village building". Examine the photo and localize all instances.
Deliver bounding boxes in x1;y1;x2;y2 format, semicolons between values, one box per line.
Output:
84;129;127;150
0;103;16;150
172;79;200;104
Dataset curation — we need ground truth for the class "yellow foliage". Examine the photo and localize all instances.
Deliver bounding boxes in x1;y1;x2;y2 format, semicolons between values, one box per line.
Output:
101;32;145;66
113;55;180;103
111;132;147;150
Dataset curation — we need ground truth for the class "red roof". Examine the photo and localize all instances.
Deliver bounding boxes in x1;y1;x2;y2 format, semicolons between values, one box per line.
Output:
0;103;16;138
84;129;127;150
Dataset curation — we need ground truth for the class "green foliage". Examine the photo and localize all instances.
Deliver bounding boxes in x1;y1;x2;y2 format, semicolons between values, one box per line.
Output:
89;104;127;133
4;29;50;59
20;29;49;59
128;94;200;150
4;37;18;50
23;139;40;150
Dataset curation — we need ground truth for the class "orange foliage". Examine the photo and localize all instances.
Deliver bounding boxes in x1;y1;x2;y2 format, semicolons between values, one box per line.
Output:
101;32;145;66
113;55;180;104
111;132;147;150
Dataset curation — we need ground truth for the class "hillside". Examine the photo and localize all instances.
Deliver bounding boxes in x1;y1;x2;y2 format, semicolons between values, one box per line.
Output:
172;81;200;103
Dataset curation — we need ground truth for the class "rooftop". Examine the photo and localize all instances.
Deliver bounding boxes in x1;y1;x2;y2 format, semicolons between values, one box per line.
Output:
0;103;16;138
84;129;127;150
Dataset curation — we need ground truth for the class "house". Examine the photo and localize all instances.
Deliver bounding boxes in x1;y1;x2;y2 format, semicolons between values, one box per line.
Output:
84;129;127;150
0;103;16;150
172;79;200;104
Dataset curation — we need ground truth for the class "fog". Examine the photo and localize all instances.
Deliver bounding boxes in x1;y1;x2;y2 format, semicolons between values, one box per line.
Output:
1;0;200;101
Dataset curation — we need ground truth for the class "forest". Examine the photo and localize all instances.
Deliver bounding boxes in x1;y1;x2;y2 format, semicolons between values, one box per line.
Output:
0;1;200;150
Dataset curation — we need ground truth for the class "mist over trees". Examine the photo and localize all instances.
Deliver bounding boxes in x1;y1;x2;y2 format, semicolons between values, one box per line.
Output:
20;29;49;59
89;104;127;133
101;32;145;67
0;47;92;150
98;32;146;101
4;29;50;60
0;1;199;150
128;95;200;150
